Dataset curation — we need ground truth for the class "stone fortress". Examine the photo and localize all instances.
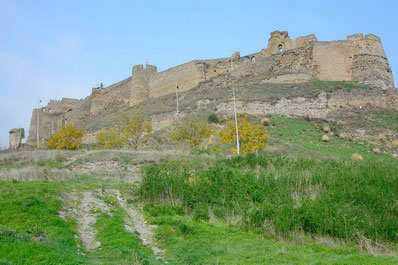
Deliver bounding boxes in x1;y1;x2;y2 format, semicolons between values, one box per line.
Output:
21;31;395;148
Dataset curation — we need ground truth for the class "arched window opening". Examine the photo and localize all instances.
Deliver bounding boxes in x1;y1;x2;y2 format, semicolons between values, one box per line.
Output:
278;44;283;53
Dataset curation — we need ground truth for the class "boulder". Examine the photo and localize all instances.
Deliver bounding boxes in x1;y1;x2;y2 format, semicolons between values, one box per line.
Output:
352;153;363;162
261;118;270;126
372;148;381;154
321;135;329;142
323;126;330;133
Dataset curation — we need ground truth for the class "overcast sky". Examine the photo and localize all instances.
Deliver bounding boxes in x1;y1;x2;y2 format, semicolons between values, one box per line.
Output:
0;0;397;149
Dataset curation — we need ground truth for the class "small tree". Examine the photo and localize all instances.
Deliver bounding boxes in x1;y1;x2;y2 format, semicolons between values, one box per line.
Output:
208;113;219;123
96;129;125;149
170;118;212;148
46;124;84;150
219;118;268;154
115;107;152;150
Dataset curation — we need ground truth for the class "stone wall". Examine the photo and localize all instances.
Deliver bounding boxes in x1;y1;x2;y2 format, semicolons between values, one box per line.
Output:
24;30;396;147
259;31;394;89
91;77;131;113
27;98;83;145
130;58;232;106
313;41;355;81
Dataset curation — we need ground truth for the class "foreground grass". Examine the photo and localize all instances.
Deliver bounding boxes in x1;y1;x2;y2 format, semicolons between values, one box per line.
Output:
139;152;398;247
147;212;397;264
0;179;160;265
0;181;89;265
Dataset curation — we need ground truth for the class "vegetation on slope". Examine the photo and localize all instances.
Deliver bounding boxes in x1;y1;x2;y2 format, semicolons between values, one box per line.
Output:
139;152;398;244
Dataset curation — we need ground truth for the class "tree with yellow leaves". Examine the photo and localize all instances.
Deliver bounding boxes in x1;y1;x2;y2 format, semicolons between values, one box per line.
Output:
219;118;268;154
96;129;125;149
115;107;152;150
169;118;212;148
46;124;84;150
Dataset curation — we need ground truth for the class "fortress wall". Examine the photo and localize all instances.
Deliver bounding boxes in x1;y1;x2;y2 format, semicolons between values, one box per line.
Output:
313;41;355;81
284;34;317;51
351;35;394;90
328;89;398;111
46;98;81;113
202;58;231;79
148;61;206;98
27;109;65;145
91;77;131;113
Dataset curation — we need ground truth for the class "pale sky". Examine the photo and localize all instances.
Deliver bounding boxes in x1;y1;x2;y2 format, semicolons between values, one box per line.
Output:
0;0;397;149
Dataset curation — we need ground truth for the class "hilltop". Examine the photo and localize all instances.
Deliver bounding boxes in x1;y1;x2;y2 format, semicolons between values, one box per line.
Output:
13;30;395;149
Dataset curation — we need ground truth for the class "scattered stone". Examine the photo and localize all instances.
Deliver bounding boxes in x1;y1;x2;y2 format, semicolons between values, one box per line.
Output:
328;131;335;136
372;148;381;154
378;133;388;144
321;135;329;142
261;118;270;126
352;153;363;162
338;132;349;139
392;154;398;159
323;126;330;133
391;140;398;148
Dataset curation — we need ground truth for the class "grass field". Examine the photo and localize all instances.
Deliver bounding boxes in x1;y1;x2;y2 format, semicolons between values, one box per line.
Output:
1;111;398;264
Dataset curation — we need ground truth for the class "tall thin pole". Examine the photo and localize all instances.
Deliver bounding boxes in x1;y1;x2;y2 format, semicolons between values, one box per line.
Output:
232;87;240;155
176;85;180;119
37;99;41;149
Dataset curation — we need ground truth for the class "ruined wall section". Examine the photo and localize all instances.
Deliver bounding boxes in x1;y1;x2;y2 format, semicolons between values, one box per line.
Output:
350;34;394;90
90;77;131;113
130;58;233;106
312;40;355;81
27;109;65;145
27;98;83;145
148;61;205;98
258;31;394;89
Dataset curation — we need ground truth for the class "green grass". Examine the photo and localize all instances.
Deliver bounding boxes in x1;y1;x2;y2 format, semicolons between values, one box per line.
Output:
148;213;398;264
0;177;161;265
266;115;393;161
139;152;398;245
0;181;89;264
89;207;162;265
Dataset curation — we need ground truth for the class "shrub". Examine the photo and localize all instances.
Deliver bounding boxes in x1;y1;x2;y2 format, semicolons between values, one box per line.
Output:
96;129;126;149
219;118;268;154
115;107;152;150
208;113;219;123
46;124;84;150
169;118;213;148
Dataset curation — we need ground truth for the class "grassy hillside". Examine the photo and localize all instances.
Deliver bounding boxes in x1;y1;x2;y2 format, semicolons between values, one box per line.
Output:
1;111;398;264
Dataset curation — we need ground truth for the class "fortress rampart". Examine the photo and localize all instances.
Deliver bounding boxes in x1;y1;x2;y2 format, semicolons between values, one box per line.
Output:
25;31;395;145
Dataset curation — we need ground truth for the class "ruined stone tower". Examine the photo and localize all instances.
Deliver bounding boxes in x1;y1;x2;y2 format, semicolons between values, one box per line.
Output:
130;64;157;106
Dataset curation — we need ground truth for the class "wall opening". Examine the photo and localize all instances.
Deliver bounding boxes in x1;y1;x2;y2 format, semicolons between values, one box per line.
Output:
48;108;52;113
251;56;256;63
67;109;73;112
278;44;283;53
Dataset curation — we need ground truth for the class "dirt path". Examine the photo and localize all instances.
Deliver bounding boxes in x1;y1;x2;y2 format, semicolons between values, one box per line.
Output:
108;189;165;257
59;188;164;259
59;190;112;251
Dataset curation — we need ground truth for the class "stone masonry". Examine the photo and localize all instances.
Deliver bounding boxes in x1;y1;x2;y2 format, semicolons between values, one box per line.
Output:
24;31;395;146
9;128;24;151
